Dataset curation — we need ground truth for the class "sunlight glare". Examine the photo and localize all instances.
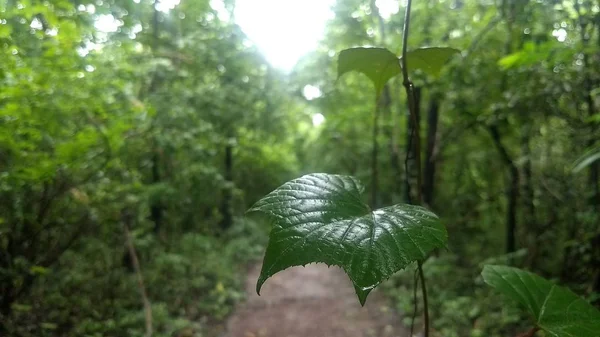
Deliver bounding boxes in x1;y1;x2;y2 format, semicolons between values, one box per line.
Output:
303;85;322;101
312;113;326;127
234;0;401;71
234;0;335;71
156;0;180;13
95;14;121;33
552;28;567;42
376;0;399;19
210;0;230;21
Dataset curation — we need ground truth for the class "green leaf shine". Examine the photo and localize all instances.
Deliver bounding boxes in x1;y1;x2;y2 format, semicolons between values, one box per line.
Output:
337;47;401;97
404;47;461;77
248;173;447;305
482;265;600;337
337;47;460;96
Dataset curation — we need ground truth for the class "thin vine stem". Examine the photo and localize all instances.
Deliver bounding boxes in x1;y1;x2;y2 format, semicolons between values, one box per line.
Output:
401;0;422;204
417;261;429;337
410;267;419;336
400;0;429;336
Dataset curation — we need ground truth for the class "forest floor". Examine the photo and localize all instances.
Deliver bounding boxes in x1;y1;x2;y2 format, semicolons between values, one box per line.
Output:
223;263;409;337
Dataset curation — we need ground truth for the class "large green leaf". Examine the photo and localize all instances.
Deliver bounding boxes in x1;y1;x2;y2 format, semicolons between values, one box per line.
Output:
247;173;447;305
572;146;600;173
337;47;401;97
404;47;461;77
482;265;600;337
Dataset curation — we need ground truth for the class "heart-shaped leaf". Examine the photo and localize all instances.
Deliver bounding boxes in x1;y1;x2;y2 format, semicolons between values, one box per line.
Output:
482;265;600;337
337;47;401;97
404;47;461;77
247;173;447;305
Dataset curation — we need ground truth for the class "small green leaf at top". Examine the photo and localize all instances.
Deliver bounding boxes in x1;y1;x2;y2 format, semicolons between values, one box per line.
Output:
404;47;461;77
247;173;447;305
482;265;600;337
337;47;401;97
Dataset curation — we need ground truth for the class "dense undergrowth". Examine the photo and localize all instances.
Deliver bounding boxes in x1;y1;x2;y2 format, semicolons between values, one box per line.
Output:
4;218;267;337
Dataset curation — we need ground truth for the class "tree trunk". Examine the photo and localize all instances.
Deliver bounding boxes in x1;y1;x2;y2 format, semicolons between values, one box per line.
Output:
423;96;440;207
150;151;163;234
149;1;163;235
123;211;153;337
521;127;535;221
488;125;519;254
369;0;391;208
521;125;544;268
492;0;520;256
403;87;421;203
371;95;380;208
573;0;600;293
220;140;234;230
390;84;403;202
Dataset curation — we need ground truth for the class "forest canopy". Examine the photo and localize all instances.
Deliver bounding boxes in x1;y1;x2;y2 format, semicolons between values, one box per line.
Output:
0;0;598;337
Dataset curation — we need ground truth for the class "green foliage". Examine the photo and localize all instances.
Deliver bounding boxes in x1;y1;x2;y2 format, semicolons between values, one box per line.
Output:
381;255;525;337
404;47;461;77
337;47;401;96
0;0;300;335
483;265;600;336
2;0;599;336
337;47;459;96
4;219;265;337
248;173;447;305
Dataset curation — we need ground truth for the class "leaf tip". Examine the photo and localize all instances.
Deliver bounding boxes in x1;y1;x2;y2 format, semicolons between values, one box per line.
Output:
354;285;373;306
256;277;265;296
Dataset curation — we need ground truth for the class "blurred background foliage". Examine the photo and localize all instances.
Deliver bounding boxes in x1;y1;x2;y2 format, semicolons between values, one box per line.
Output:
0;0;598;336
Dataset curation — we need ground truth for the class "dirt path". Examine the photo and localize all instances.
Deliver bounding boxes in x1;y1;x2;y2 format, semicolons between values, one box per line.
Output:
224;263;409;337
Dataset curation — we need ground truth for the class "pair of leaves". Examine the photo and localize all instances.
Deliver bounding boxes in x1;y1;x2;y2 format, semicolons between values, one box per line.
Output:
483;265;600;337
247;173;447;305
337;47;460;96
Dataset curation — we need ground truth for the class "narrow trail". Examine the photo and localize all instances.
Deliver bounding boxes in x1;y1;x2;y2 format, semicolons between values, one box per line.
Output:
224;263;409;337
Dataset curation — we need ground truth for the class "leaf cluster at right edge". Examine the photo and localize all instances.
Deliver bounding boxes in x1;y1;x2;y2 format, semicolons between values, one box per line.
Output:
482;265;600;337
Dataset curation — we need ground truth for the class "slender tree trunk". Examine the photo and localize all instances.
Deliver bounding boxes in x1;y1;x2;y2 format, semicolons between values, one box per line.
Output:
378;84;392;206
404;87;422;203
123;212;153;337
371;97;380;208
521;124;547;268
593;1;600;296
149;1;163;235
521;126;535;221
0;287;14;323
369;0;392;207
582;34;600;211
576;1;600;293
488;125;519;254
491;0;520;255
521;124;539;266
423;96;440;207
220;140;234;230
390;84;403;201
150;151;162;234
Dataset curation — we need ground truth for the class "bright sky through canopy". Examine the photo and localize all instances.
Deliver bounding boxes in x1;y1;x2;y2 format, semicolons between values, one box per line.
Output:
98;0;400;71
234;0;335;71
234;0;400;71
